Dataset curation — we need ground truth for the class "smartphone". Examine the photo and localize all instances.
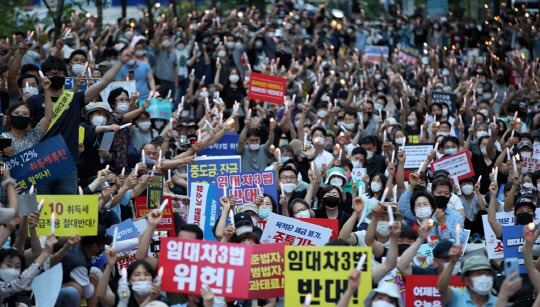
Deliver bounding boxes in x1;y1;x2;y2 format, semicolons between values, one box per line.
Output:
0;138;12;151
504;257;520;280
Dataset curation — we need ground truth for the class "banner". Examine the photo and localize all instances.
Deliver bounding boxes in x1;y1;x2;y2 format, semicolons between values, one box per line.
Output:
7;135;77;192
142;98;173;120
502;225;540;273
285;246;372;306
405;275;465;307
397;43;420;65
404;144;435;170
248;72;287;105
199;133;240;156
135;196;175;232
159;238;253;299
248;243;286;300
36;195;98;236
101;80;137;102
363;46;389;63
258;218;340;240
187;183;209;229
430;151;474;181
64;77;101;91
187;156;241;241
431;91;457;110
427;0;449;17
521;157;540;174
482;208;540;259
261;213;332;246
147;173;164;209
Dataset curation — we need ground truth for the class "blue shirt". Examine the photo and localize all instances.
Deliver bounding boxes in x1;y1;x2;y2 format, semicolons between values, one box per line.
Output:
115;61;152;100
446;288;496;307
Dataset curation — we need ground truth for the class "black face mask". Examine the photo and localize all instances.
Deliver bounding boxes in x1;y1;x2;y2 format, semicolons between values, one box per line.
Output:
9;115;30;130
516;212;533;225
398;243;411;256
365;111;373;117
433;195;450;210
323;196;340;208
49;76;66;90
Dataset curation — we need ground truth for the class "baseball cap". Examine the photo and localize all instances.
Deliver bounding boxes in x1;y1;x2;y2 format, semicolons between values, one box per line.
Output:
433;169;450;180
238;203;259;215
518;141;533;150
288;139;303;156
461;255;492;276
234;212;253;227
514;194;537;212
433;240;454;258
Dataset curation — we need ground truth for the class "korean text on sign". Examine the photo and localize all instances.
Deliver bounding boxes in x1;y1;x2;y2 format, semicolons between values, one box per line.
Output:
248;243;286;300
405;275;465;307
285;246;372;306
216;170;277;205
261;213;332;246
159;238;253;299
36;195;99;236
248;72;287;105
430;151;475;181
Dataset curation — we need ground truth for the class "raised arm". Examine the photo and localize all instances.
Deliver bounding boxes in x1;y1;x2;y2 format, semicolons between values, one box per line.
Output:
396;220;429;276
237;117;250;154
523;226;540;292
96;248;118;306
214;197;232;241
134;209;161;269
39;76;53;132
364;204;385;258
487;180;502;238
437;243;461;305
373;221;400;284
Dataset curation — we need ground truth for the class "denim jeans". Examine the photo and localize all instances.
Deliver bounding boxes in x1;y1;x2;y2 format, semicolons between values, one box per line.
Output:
55;287;81;307
37;170;78;195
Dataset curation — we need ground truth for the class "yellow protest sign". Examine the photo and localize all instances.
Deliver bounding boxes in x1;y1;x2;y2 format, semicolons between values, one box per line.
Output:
79;126;85;143
36;195;99;236
285;246;372;306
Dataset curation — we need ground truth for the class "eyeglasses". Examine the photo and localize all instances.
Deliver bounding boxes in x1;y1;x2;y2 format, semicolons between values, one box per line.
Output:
280;176;296;181
45;71;66;78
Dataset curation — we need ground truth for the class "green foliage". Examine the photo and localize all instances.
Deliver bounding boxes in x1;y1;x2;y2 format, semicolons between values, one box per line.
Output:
0;0;45;36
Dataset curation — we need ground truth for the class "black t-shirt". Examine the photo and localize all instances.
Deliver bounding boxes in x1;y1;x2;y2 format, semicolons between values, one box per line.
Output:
471;151;505;194
26;91;86;163
313;208;352;231
364;154;387;178
221;85;246;109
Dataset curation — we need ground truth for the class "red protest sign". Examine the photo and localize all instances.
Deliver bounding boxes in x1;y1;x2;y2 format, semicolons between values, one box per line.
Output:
248;243;285;299
159;238;253;299
248;72;286;105
257;218;339;240
135;196;175;233
430;151;475;181
405;275;465;307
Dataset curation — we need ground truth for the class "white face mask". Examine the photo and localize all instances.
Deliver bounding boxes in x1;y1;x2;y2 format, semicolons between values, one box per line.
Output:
437;131;449;136
248;143;260;151
415;207;432;220
523;182;535;190
370;182;382;193
217;50;227;58
131;280;152;296
317;110;327;117
476;131;488;138
135;50;145;56
24;87;39;97
71;64;85;75
376;221;391;236
116;102;130;113
461;184;474;195
442;108;449;117
229;75;240;83
443;262;461;275
294;210;310;218
154;120;164;129
366;150;374;160
315;136;325;145
343;122;355;130
138;121;151;130
235;225;253;236
0;268;20;282
127;58;137;66
407;120;416;126
395;137;406;145
352;160;362;168
330;178;344;187
283;183;297;194
470;275;493;295
371;300;395;307
92;115;107;126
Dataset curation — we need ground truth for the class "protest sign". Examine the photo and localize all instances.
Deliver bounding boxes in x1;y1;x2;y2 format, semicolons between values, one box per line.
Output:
31;263;63;307
106;219;140;251
135;196;174;232
285;246;372;306
430;151;474;181
397;43;420;65
64;77;101;91
534;144;540;157
431;91;457;110
502;225;540;273
199;133;240;156
248;243;286;299
363;46;389;63
36;195;98;236
403;144;435;170
7;135;77;192
159;238;253;299
147;173;164;209
405;275;465;307
187;183;209;229
18;193;37;216
379;258;406;302
248;72;287;105
427;0;448;17
351;168;367;181
510;70;524;87
461;49;486;64
142;98;173;120
261;213;332;246
482;208;540;259
217;170;278;205
258;218;339;240
101;80;137;102
521;156;540;174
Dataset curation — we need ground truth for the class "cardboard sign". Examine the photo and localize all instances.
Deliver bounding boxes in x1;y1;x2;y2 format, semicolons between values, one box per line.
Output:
7;135;77;192
199;133;240;156
248;72;287;105
521;156;540;174
18;193;37;216
397;43;420;65
217;170;278;205
159;238;253;299
143;98;173;120
100;80;137;102
146;173;164;209
482;208;540;259
502;224;540;273
285;246;372;306
405;275;465;307
64;77;101;91
248;243;286;299
430;151;474;181
403;144;435;170
258;218;339;240
135;196;174;232
431;91;457;110
261;213;332;246
363;46;389;63
31;263;63;307
106;219;140;252
36;195;99;236
351;168;367;181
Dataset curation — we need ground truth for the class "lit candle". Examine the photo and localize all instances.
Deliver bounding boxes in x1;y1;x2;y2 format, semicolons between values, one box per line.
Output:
229;208;235;227
380;187;389;202
121;167;125;176
455;224;461;245
158;150;162;166
168;169;171;180
223;186;227;197
156;267;164;286
393;186;397;203
159;199;169;212
477;176;482;184
493;167;498;181
280;182;285;197
51;213;56;235
29;185;34;194
37;199;45;212
39;70;45;79
78;186;83;195
141;149;145;163
112;226;118;249
105;164;110;171
453;176;461;195
391;150;395;163
150;165;156;176
512;156;517;172
89;50;94;62
387;204;394;224
119;123;132;129
304;293;312;306
528;223;535;235
304;134;308;147
434;142;439;152
513;111;518;121
355;253;366;271
134;164;139;175
121;268;128;284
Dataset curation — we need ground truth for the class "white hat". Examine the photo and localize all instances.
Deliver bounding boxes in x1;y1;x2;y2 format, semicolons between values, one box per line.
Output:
364;282;404;307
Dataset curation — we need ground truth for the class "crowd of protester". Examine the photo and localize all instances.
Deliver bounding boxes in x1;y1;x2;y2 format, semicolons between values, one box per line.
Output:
0;1;539;306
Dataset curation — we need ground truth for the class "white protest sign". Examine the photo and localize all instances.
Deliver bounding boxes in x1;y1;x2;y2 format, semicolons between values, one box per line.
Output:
430;151;475;180
99;131;115;163
351;167;367;181
534;144;540;157
187;183;209;228
403;144;435;170
482;208;540;259
521;157;540;174
31;263;63;307
99;80;137;102
260;213;331;246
